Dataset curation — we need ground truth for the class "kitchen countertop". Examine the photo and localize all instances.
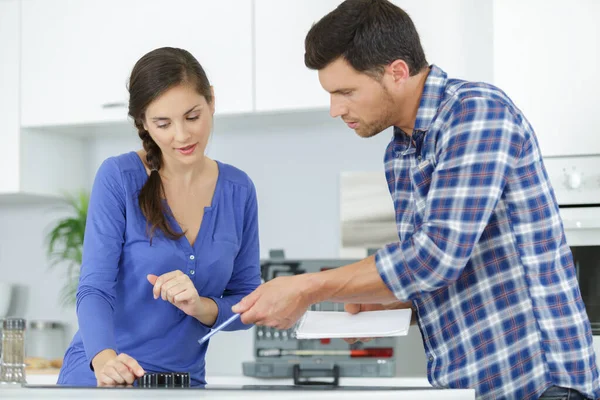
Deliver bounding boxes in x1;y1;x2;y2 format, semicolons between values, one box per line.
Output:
0;374;475;399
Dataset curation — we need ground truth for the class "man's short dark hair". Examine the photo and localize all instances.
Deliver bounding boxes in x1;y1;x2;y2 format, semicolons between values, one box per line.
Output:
304;0;428;78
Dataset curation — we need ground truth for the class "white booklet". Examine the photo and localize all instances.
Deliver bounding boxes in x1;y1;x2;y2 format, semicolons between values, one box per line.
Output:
294;308;412;340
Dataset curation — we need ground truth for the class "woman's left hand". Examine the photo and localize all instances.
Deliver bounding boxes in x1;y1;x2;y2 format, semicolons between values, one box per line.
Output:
147;271;201;317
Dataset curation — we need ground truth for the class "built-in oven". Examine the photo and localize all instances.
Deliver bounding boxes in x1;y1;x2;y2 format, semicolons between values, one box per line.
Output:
544;155;600;336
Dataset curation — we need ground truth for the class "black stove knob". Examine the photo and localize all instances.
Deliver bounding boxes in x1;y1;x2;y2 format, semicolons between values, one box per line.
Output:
157;372;174;387
173;372;190;388
135;371;190;388
136;373;158;388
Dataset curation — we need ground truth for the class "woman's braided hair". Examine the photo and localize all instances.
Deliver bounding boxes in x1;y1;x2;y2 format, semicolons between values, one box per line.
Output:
127;47;213;242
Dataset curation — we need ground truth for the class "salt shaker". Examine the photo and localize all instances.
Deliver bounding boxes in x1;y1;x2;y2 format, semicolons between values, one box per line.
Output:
0;318;27;384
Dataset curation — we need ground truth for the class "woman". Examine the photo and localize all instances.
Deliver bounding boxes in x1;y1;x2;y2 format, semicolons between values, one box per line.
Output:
57;47;261;387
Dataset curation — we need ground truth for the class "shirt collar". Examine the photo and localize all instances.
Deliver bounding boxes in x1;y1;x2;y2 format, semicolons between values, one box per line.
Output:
393;64;448;139
413;64;448;133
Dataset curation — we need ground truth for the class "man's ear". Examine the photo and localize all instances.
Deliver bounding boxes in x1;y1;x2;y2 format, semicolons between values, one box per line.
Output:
387;59;410;85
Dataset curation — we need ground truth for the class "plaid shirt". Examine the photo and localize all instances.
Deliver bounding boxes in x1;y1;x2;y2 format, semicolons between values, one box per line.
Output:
375;65;600;400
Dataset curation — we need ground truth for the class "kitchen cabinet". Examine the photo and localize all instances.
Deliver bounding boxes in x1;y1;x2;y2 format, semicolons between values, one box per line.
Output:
392;0;493;82
253;0;340;112
0;0;20;194
20;0;493;124
0;0;86;201
254;0;493;113
20;0;253;128
493;0;600;157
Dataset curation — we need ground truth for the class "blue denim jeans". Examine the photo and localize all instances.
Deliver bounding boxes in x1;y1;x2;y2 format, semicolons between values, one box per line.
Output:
538;386;591;400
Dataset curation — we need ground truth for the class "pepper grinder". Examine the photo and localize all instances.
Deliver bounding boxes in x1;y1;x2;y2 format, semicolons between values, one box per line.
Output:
0;318;27;384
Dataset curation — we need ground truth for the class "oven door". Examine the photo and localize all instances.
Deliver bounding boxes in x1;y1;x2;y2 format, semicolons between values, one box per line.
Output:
561;206;600;335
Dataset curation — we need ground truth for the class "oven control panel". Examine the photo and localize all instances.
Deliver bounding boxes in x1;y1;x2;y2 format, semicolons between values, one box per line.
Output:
543;155;600;205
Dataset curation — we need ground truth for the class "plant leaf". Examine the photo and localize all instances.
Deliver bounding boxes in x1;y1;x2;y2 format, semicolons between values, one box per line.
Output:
45;190;89;308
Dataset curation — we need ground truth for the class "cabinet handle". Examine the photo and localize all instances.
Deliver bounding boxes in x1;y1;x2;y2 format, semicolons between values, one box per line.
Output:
101;102;127;109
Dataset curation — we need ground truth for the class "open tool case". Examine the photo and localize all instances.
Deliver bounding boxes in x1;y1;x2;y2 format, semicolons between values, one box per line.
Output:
242;250;396;385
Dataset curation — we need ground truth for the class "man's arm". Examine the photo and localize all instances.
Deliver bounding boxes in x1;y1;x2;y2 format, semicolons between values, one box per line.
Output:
234;98;524;328
305;255;398;304
233;255;398;329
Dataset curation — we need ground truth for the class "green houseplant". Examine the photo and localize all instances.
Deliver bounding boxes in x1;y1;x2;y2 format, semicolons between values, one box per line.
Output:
46;190;89;307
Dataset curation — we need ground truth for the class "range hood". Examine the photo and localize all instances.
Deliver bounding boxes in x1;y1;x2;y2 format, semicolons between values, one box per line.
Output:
340;172;398;250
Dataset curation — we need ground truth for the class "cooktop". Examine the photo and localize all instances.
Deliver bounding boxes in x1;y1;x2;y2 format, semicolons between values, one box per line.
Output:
22;384;435;391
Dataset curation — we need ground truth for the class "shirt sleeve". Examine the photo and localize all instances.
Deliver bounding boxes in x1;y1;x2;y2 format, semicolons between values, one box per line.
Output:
76;157;126;364
207;177;262;330
376;97;525;301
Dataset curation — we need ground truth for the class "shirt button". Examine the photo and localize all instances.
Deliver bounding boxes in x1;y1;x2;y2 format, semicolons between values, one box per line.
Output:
429;356;433;361
189;270;195;275
189;255;195;260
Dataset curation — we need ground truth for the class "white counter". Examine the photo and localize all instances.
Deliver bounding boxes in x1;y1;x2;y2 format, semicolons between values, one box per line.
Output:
1;374;475;399
21;373;429;387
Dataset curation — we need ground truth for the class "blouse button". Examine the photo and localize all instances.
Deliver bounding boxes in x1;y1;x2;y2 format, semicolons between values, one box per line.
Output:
189;270;195;275
189;255;195;260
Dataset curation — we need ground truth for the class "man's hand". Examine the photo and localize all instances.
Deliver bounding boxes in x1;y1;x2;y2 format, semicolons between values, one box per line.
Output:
231;255;400;330
343;301;414;344
232;274;313;329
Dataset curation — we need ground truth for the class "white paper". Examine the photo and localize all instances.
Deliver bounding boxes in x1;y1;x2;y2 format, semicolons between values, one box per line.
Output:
294;308;412;339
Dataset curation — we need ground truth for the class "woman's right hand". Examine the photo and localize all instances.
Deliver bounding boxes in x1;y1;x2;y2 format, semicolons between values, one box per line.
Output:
91;349;145;386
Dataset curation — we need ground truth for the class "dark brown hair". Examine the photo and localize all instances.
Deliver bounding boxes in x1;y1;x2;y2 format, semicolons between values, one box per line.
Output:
127;47;213;242
304;0;428;78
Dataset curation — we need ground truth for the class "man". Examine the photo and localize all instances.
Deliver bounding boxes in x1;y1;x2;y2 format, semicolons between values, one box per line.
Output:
232;1;599;399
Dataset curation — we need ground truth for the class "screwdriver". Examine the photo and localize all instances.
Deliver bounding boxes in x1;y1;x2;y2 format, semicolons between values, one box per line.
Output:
257;347;393;358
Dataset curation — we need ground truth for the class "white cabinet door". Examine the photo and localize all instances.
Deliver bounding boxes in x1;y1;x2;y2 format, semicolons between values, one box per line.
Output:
493;0;600;156
254;0;342;112
0;0;87;200
393;0;493;83
254;0;493;113
0;0;21;193
20;0;253;128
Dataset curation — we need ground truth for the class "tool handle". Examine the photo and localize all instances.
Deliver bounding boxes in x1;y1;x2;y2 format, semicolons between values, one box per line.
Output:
257;347;393;358
257;348;283;357
350;348;393;358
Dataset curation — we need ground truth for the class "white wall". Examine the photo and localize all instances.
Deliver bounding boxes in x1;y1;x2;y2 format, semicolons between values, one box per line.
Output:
4;107;600;376
3;124;600;378
87;111;427;377
0;204;79;346
0;111;427;376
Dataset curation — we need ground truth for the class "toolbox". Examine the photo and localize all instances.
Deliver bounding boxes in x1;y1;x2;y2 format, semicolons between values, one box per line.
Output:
242;250;396;385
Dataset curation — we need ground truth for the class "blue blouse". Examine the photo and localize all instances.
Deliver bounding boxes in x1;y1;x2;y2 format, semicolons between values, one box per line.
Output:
57;151;261;386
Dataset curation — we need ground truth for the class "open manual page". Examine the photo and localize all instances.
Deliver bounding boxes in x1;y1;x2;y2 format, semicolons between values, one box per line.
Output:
294;308;412;340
